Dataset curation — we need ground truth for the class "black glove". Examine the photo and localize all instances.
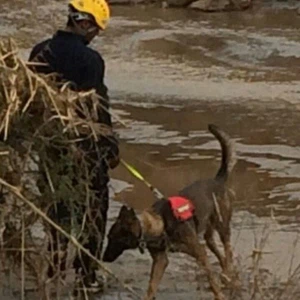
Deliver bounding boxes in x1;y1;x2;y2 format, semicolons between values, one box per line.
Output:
100;134;120;169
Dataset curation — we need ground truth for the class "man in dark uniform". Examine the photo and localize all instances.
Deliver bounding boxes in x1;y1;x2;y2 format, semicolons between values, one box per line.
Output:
28;0;119;289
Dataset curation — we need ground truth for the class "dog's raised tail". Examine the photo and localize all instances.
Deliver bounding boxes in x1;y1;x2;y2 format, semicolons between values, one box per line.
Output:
208;124;236;181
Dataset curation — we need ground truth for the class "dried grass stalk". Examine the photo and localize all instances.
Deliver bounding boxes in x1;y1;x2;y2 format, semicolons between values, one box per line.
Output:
0;38;139;299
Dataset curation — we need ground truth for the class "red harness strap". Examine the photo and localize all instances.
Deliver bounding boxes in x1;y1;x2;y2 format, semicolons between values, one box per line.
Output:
168;196;195;221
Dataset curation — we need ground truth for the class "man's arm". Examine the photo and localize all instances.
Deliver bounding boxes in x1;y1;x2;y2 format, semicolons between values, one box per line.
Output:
84;52;120;168
81;52;111;125
28;39;53;75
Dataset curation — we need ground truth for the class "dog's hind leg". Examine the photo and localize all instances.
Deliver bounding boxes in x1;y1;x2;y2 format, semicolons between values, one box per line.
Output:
205;226;226;271
180;230;225;300
193;242;225;300
219;231;242;291
216;221;241;289
216;218;233;277
144;250;169;300
214;190;235;278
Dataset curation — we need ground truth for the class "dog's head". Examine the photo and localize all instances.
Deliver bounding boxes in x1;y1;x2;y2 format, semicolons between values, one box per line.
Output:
103;205;141;262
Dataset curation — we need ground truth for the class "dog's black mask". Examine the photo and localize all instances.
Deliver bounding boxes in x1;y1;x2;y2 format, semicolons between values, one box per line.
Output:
103;206;141;262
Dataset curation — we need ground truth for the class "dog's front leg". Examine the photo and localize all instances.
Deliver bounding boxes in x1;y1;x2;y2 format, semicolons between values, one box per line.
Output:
144;250;169;300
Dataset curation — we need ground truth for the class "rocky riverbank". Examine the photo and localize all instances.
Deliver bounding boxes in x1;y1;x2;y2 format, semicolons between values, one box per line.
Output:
107;0;253;12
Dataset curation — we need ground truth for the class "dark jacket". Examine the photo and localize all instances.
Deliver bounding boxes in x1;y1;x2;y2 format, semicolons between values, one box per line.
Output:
28;30;119;168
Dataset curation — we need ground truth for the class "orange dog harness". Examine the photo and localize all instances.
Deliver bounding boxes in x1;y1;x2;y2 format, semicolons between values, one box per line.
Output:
168;196;195;221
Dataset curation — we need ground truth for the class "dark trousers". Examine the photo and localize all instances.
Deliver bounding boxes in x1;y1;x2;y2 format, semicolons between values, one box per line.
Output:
43;135;113;283
47;170;109;283
73;185;109;282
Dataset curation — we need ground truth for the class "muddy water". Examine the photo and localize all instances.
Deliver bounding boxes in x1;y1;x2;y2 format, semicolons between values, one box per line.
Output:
1;0;300;299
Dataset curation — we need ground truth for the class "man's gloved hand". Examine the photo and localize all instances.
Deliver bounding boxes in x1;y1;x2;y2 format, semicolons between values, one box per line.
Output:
101;135;120;169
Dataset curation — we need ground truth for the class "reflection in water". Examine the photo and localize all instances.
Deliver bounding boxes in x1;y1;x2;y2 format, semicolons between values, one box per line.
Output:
111;101;300;224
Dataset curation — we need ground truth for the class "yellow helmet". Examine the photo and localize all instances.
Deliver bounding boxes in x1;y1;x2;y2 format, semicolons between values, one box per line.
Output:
69;0;110;30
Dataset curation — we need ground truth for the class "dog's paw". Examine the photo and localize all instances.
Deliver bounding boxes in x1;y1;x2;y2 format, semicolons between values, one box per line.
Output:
220;271;242;291
220;272;232;286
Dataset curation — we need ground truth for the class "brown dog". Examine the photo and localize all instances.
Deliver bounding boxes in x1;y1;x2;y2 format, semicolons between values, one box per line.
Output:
103;124;236;300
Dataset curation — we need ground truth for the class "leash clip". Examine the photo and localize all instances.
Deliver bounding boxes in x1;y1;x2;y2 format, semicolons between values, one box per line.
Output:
138;239;146;254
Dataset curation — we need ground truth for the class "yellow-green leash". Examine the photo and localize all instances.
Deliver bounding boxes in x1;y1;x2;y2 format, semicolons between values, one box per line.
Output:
120;159;165;200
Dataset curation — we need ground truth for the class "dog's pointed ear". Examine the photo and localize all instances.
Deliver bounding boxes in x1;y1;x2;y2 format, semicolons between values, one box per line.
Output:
128;208;136;218
119;205;128;217
119;206;136;220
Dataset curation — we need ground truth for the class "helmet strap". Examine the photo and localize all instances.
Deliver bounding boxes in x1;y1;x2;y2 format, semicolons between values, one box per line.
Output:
69;12;98;38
